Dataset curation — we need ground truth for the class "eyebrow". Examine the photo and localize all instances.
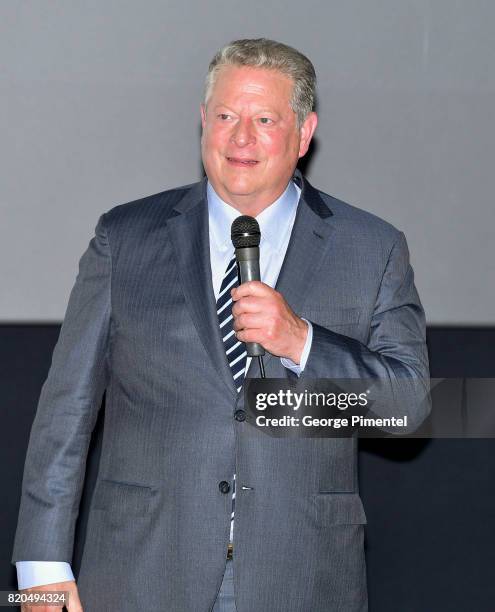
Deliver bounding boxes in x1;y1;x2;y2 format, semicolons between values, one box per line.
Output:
211;104;281;116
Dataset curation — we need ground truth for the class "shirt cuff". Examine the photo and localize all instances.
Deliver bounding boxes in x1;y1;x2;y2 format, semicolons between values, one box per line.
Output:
16;561;74;590
280;319;313;376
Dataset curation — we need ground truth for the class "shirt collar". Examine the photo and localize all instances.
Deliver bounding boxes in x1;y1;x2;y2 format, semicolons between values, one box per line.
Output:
207;179;300;253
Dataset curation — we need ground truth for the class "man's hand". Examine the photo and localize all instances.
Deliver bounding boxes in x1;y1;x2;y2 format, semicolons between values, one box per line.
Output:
231;281;308;364
20;580;82;612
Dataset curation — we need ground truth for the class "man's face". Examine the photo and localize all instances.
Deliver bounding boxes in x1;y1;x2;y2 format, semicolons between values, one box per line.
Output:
201;65;317;214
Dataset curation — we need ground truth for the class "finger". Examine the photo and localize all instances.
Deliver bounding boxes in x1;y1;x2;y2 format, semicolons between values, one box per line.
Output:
233;313;266;332
231;281;272;300
231;296;267;317
22;608;63;612
21;602;64;611
236;328;265;344
68;597;83;612
67;587;83;612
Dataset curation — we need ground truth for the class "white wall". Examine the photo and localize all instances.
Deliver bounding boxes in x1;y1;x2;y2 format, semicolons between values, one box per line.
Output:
1;0;494;323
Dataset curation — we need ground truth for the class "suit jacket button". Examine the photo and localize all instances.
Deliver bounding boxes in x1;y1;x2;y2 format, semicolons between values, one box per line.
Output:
234;410;246;422
219;481;231;494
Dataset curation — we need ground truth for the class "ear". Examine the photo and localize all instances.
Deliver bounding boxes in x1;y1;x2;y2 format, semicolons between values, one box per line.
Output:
298;112;318;158
200;104;207;129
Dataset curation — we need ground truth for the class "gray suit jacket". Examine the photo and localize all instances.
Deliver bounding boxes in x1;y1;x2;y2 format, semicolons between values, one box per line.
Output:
12;171;429;611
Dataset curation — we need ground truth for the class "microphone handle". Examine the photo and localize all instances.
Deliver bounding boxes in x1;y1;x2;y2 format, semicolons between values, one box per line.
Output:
235;246;265;357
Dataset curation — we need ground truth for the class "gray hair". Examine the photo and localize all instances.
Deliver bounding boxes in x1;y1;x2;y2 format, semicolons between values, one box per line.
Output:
204;38;317;127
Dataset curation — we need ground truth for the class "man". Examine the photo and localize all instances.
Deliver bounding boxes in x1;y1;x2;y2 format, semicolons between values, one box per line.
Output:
13;39;429;611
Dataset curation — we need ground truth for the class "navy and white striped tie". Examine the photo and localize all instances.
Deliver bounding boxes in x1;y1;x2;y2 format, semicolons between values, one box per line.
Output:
216;256;247;541
217;256;248;391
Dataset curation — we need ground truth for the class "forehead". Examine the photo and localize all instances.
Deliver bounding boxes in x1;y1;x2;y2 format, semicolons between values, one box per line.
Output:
209;65;294;111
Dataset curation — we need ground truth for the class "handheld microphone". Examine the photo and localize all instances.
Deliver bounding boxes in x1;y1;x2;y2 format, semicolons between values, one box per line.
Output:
231;216;265;360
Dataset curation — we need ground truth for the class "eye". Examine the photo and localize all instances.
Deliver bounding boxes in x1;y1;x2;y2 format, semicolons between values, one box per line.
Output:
259;117;274;125
218;113;231;121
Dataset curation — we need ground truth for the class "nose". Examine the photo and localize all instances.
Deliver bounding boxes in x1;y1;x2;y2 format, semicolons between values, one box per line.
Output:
230;117;256;147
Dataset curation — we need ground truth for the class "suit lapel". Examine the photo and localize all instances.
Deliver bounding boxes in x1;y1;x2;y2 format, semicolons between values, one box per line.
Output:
165;179;237;398
246;172;335;377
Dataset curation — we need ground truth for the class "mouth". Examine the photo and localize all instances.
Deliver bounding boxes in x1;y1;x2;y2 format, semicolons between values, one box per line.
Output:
226;156;259;167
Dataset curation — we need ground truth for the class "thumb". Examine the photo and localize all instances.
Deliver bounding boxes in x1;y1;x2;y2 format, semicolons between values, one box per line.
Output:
67;582;83;612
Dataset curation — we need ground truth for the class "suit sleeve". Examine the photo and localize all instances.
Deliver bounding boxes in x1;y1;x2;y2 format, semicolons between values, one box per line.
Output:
12;214;111;563
302;231;430;432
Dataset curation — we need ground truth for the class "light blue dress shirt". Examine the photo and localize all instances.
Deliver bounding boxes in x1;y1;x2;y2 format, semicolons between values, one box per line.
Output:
16;178;313;589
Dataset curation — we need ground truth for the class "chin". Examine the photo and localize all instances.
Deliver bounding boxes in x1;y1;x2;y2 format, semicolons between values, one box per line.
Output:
222;180;258;198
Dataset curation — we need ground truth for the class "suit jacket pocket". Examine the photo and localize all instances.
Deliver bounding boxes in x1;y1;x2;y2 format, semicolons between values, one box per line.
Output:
92;478;153;515
315;492;367;526
303;307;362;329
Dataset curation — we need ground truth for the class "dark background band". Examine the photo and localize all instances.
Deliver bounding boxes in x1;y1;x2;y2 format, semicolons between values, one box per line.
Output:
2;325;494;611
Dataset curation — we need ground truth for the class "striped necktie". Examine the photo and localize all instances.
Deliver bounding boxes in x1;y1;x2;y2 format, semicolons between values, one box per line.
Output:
217;256;248;391
216;256;247;542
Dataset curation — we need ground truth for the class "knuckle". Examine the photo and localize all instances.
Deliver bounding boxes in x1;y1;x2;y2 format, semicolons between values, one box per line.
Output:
266;326;275;341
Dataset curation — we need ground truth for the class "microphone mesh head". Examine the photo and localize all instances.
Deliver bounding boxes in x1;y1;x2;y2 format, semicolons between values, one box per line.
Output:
231;216;261;248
